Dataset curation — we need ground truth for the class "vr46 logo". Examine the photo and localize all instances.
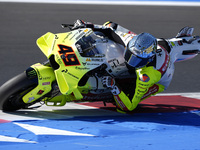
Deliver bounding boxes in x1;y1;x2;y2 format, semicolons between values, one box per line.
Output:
58;44;80;66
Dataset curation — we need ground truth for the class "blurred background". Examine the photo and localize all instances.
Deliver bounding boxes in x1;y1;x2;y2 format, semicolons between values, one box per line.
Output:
0;2;200;93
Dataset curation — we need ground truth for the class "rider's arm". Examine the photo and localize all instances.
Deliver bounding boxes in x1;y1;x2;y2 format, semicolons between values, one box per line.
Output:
91;21;127;46
73;20;135;46
103;67;163;112
93;21;136;46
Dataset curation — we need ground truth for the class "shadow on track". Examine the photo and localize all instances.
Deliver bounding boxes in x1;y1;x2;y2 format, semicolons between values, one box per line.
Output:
3;103;200;127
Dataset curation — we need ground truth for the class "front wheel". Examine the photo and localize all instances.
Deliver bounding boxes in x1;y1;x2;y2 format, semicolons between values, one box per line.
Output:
0;72;37;111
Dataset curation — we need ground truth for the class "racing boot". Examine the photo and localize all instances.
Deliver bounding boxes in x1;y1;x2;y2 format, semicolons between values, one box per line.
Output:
176;26;194;38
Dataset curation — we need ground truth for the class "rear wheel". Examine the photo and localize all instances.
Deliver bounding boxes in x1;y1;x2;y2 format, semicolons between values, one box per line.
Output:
0;72;37;111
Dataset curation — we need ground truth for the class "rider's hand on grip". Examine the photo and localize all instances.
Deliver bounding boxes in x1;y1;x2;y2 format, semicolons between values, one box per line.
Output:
72;19;86;29
101;76;121;95
101;76;115;89
72;19;94;30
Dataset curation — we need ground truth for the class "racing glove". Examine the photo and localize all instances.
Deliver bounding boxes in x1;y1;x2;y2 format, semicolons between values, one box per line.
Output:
72;19;94;30
101;76;121;95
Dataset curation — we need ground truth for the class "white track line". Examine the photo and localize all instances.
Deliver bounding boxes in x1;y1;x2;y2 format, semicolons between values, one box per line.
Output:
0;135;37;143
14;122;94;136
157;92;200;99
0;0;200;7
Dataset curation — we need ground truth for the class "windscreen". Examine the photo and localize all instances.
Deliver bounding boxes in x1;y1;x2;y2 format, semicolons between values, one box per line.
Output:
75;32;101;57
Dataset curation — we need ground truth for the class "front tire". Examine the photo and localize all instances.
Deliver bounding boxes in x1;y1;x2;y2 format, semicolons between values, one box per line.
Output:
0;72;36;111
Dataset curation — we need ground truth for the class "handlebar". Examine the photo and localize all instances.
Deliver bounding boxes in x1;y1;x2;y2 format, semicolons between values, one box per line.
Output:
61;24;74;30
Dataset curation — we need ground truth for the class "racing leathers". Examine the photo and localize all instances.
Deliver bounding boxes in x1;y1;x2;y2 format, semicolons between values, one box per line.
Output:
74;20;198;112
91;21;172;112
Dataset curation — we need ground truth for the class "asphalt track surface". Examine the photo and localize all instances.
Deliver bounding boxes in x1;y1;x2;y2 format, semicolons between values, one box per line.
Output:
0;2;200;150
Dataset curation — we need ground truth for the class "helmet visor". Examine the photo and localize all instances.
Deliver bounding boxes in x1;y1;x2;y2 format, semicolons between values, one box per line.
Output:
124;49;154;68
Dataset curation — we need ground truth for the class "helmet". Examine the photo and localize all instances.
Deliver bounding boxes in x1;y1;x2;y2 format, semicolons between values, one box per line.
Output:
124;32;157;68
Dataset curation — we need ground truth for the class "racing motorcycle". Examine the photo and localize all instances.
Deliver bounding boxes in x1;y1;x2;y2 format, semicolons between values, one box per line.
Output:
0;24;199;111
0;24;134;111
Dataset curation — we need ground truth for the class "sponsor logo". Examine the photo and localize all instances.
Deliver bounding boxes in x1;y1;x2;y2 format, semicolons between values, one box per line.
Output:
61;69;79;79
63;32;72;41
37;90;44;95
75;32;85;41
82;62;100;66
139;74;150;82
28;97;35;103
43;77;51;80
61;69;68;73
68;72;79;80
141;84;159;100
86;58;104;62
42;82;50;86
56;54;63;65
75;66;90;70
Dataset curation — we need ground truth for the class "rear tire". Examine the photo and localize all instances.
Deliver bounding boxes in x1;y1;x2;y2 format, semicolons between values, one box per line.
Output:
0;72;36;111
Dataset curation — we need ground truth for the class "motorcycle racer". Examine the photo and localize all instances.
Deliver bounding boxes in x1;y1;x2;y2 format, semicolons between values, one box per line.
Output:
71;20;199;112
1;18;199;112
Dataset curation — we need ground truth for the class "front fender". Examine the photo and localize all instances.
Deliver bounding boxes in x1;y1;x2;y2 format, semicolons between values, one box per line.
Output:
22;63;56;103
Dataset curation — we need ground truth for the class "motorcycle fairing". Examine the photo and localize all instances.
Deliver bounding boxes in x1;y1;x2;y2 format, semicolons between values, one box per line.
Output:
22;63;56;103
37;32;55;58
37;28;105;99
24;63;78;106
